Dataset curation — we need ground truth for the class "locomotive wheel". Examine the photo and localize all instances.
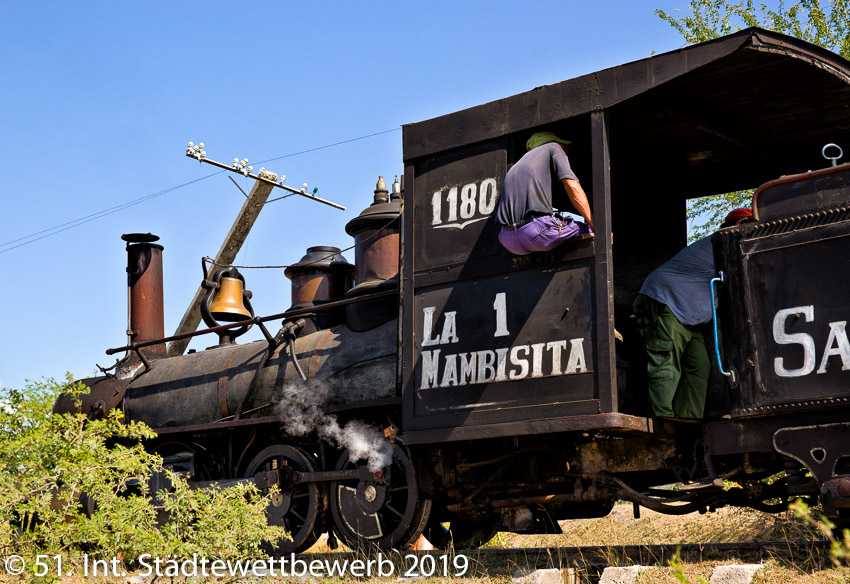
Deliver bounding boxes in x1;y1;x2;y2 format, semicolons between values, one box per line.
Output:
245;445;320;554
330;445;431;550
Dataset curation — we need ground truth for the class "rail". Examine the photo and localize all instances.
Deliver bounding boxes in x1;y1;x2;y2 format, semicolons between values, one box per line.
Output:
105;288;397;356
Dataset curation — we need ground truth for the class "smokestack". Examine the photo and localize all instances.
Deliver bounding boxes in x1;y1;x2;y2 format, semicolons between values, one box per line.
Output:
122;233;166;361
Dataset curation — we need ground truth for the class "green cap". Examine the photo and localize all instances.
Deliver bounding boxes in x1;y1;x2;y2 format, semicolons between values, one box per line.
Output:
526;131;572;152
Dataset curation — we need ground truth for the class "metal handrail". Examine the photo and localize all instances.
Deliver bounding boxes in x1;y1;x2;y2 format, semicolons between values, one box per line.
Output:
106;288;397;356
710;271;738;386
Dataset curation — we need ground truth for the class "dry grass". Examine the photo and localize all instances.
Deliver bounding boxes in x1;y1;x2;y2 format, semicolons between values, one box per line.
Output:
631;560;847;584
500;502;821;548
18;503;848;582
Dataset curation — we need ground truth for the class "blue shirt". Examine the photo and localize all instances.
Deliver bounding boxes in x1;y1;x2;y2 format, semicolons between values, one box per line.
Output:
639;236;716;325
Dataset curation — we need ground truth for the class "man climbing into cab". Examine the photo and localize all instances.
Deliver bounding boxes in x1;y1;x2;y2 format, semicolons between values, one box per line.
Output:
495;131;594;255
634;207;753;419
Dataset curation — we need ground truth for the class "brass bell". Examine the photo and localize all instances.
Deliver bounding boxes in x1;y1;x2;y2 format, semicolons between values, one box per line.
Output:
208;276;252;322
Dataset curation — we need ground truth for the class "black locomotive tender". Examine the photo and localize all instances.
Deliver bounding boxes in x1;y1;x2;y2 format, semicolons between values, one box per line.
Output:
60;28;850;551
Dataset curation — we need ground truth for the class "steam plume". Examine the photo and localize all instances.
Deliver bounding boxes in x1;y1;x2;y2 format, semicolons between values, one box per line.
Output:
274;382;393;472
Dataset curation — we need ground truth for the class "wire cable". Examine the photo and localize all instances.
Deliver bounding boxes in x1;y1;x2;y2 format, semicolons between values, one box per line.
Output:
203;215;399;271
1;127;401;255
253;128;399;165
0;173;222;255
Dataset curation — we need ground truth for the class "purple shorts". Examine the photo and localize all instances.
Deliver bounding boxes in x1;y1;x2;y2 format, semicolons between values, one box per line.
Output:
498;214;593;255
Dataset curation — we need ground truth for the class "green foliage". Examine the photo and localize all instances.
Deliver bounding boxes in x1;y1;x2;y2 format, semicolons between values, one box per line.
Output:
659;0;850;236
790;499;850;570
669;549;710;583
686;190;754;242
0;378;287;577
657;0;850;59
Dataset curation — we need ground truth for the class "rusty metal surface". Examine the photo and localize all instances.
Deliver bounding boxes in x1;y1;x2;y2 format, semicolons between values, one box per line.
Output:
125;320;399;429
345;278;399;333
52;375;133;418
821;477;850;510
151;396;402;435
773;423;850;485
125;342;265;427
352;229;400;282
126;241;166;360
344;178;402;332
262;319;398;406
285;246;354;305
576;436;676;474
343;176;401;238
290;273;349;305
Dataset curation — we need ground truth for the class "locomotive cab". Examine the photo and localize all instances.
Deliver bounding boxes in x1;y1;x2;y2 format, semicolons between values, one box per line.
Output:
400;26;850;533
400;26;850;441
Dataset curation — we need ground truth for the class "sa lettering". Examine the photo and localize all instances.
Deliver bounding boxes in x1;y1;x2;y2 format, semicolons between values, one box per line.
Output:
773;305;850;377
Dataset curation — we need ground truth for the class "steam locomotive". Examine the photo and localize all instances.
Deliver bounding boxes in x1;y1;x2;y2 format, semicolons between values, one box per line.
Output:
58;27;850;552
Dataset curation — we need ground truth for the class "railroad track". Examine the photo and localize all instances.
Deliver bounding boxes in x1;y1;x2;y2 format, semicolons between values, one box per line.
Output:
291;540;830;578
300;539;828;561
456;540;829;561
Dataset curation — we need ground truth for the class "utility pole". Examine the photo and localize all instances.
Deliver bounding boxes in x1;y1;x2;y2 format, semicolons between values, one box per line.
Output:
166;179;273;357
167;143;345;357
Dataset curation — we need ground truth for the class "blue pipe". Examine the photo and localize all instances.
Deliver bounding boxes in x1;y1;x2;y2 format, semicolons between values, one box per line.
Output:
710;271;737;385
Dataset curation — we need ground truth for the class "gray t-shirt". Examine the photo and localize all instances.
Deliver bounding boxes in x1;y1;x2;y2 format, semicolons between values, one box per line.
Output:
495;142;579;226
639;236;716;326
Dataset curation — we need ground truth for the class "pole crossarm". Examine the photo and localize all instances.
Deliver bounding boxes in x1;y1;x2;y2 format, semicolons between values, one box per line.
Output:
186;143;345;211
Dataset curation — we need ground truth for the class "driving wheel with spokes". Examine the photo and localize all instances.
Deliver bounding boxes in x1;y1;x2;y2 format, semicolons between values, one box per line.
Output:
245;445;320;554
330;444;431;550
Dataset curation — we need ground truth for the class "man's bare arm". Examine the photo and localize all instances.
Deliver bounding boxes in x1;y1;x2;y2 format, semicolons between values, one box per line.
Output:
561;178;594;230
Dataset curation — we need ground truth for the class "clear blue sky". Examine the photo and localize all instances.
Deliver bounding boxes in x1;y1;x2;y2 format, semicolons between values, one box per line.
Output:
1;1;691;391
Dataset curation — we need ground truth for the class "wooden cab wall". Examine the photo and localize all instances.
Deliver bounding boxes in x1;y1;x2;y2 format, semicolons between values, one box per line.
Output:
399;121;614;444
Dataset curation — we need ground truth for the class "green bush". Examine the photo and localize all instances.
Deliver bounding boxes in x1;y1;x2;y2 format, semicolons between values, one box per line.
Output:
0;377;287;576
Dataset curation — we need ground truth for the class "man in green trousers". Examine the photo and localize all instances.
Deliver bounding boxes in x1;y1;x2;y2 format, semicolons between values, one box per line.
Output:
633;208;752;418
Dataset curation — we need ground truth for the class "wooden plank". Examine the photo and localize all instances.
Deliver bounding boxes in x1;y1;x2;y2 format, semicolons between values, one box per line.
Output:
401;162;417;429
400;412;660;445
591;110;617;413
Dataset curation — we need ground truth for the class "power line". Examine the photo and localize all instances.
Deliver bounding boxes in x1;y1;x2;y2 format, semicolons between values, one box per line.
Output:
253;128;400;164
0;128;401;255
0;174;221;255
0;173;222;250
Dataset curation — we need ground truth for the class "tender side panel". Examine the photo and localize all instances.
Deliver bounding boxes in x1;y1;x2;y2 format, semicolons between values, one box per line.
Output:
402;136;601;438
718;218;850;416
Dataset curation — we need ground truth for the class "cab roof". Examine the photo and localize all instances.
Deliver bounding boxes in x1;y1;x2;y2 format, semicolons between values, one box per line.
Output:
403;28;850;199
